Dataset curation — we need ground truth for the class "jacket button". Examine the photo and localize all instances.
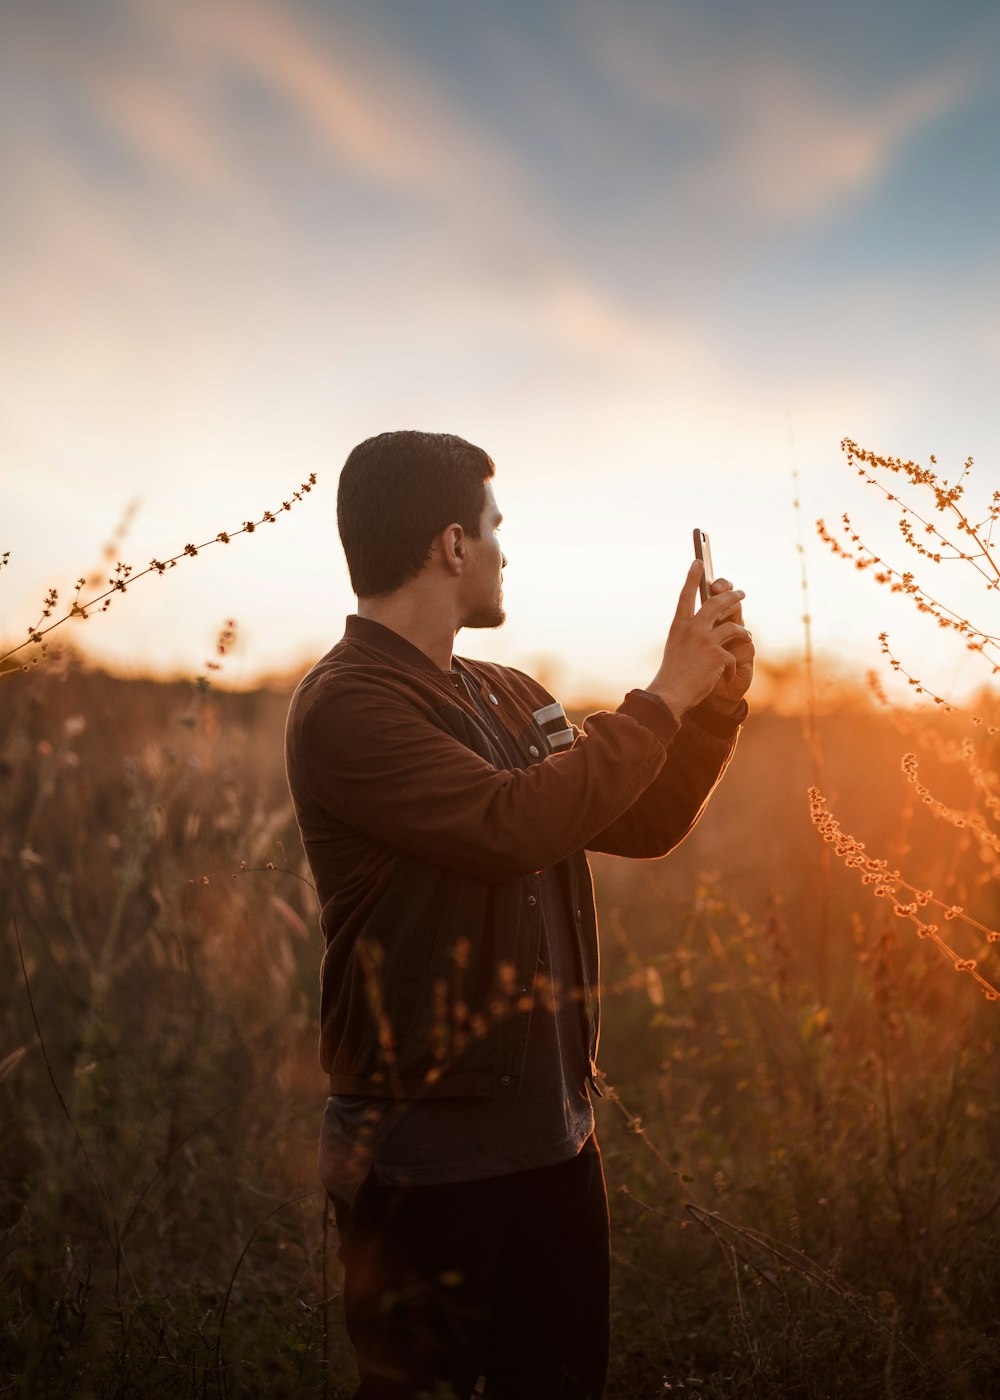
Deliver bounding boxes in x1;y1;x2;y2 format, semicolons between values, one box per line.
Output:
519;984;529;995
528;894;537;906
500;1074;512;1086
528;745;539;757
576;908;582;922
488;693;498;704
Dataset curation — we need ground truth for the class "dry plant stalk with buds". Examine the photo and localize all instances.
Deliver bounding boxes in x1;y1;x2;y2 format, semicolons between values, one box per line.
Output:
813;439;1000;1003
0;473;317;675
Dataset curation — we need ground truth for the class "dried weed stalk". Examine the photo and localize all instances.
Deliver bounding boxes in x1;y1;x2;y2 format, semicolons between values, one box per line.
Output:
1;473;317;675
813;439;1000;1003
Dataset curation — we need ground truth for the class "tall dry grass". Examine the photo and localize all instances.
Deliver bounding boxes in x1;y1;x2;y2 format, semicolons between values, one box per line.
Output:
3;661;998;1397
2;662;332;1397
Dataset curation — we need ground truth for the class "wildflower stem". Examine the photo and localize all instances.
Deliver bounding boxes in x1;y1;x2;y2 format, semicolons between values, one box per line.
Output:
809;787;1000;1002
1;473;317;672
793;460;831;1003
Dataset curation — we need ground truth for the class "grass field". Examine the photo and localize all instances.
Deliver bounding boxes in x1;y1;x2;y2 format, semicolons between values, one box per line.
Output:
2;653;999;1398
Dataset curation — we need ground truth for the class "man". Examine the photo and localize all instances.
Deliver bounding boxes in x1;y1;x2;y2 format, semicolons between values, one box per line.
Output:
284;430;752;1399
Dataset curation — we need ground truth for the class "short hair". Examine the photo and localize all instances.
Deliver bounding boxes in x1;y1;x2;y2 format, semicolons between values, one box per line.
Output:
337;430;495;598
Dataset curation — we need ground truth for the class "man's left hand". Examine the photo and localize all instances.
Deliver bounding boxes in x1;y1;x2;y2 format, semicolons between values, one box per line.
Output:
703;577;754;712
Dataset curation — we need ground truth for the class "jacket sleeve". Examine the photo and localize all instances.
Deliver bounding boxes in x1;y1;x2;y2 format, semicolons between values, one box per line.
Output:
585;693;745;858
289;677;683;882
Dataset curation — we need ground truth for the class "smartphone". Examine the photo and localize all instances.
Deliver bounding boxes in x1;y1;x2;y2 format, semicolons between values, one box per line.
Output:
693;528;715;606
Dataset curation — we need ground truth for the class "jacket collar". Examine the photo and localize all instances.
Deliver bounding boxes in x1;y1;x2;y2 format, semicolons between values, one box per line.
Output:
344;614;451;676
341;615;534;744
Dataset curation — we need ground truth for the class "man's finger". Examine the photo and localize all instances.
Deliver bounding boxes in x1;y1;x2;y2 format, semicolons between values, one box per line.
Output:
713;595;744;623
712;621;752;651
675;559;703;621
700;587;745;625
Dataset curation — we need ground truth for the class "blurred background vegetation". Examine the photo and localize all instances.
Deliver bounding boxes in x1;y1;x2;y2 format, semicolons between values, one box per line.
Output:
1;647;998;1398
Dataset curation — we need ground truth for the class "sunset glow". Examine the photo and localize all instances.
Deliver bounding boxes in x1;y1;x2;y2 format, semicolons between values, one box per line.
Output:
4;0;999;703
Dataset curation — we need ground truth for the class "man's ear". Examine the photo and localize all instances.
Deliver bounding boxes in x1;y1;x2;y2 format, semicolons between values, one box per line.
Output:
439;523;465;573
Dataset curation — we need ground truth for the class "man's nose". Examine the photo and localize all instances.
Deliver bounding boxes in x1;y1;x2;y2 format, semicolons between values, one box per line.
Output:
501;553;508;569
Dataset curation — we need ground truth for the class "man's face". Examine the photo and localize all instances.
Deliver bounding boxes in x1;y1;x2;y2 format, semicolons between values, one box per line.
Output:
460;481;506;630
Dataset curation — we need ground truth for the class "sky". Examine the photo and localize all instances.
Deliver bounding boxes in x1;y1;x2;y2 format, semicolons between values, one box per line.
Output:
2;0;999;704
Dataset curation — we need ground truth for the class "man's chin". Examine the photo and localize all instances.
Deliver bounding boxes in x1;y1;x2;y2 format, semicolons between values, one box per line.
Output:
462;605;506;630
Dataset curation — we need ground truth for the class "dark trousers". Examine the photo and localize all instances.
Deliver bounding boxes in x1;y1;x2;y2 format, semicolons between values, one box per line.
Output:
332;1135;610;1400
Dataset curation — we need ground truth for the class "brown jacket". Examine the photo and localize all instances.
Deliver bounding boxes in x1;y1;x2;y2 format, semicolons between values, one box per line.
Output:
284;615;744;1098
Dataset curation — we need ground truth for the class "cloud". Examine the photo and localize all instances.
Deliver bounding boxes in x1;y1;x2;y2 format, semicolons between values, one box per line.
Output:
132;0;523;199
86;68;231;194
576;1;978;224
3;0;990;494
686;63;968;221
0;0;550;452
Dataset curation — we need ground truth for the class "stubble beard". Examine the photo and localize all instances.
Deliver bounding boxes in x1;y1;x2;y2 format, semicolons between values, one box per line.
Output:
463;602;506;630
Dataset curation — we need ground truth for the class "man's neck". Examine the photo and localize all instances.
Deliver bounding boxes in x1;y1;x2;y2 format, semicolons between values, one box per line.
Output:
357;598;457;671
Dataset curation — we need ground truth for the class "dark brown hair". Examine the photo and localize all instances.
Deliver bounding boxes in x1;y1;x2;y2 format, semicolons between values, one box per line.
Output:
337;430;495;597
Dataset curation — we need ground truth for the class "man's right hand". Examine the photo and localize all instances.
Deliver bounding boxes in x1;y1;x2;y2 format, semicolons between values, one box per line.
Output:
645;560;749;720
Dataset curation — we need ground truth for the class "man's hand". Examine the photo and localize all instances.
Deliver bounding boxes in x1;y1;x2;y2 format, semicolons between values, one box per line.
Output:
645;560;754;720
703;573;754;712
